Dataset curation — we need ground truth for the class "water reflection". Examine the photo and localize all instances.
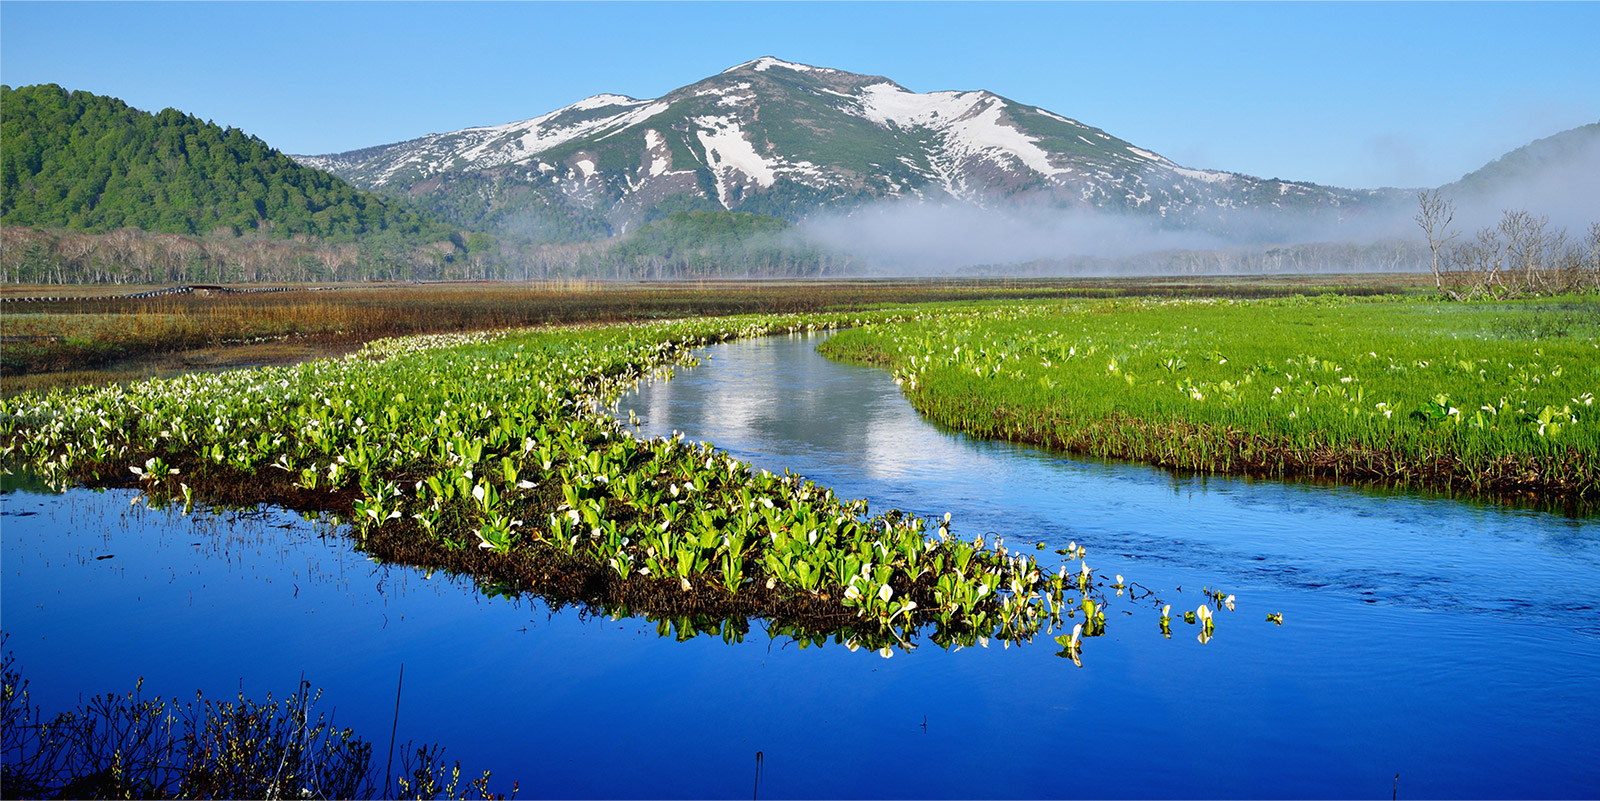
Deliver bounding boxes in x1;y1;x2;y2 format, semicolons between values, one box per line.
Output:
617;334;1600;635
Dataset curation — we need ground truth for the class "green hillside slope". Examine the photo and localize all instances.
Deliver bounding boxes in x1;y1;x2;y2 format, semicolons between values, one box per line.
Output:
0;84;450;242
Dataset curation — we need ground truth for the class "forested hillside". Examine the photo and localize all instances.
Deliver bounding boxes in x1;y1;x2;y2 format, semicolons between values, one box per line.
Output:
0;84;449;242
0;85;521;283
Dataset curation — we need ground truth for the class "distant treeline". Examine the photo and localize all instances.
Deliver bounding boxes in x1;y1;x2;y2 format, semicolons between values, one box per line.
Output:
0;84;452;245
0;212;860;284
972;240;1429;277
0;226;517;285
567;211;860;278
5;223;1431;285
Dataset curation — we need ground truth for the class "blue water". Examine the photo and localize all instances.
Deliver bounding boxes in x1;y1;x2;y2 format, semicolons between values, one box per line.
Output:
4;333;1598;798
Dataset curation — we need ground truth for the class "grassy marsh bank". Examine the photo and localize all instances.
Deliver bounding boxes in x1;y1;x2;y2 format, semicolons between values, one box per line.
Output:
819;295;1599;507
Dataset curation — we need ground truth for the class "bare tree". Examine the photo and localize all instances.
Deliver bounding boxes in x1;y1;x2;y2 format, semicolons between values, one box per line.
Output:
1557;222;1600;293
1499;209;1559;296
1415;190;1458;295
1458;224;1509;298
1585;223;1600;290
56;233;99;281
1418;191;1600;299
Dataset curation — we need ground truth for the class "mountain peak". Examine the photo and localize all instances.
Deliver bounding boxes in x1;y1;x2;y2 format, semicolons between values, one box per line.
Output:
295;60;1398;242
567;93;644;111
721;57;830;75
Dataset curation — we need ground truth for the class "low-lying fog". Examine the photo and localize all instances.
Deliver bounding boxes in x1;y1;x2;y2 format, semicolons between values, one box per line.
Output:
793;127;1600;276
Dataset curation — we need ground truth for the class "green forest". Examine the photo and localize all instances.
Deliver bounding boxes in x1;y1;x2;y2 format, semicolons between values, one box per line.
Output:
0;84;451;243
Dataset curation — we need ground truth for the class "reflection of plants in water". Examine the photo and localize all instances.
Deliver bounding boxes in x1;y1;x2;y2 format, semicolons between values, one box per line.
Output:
1;311;1261;665
0;647;512;799
445;532;1265;665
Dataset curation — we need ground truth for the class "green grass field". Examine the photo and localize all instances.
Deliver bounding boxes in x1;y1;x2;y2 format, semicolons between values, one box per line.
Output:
819;295;1598;505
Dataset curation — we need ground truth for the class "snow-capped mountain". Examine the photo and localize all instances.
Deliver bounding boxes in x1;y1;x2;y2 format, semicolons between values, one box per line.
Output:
295;57;1399;240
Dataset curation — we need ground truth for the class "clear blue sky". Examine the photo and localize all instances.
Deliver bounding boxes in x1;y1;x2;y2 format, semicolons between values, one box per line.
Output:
3;1;1596;190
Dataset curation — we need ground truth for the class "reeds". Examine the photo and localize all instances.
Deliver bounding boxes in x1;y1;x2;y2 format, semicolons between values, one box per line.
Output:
0;649;509;799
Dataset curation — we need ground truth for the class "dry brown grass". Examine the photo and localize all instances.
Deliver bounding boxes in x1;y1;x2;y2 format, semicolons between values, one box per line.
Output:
1;275;1428;394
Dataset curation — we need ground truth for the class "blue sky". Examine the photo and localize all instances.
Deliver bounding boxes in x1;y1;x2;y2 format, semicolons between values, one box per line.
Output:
3;1;1596;190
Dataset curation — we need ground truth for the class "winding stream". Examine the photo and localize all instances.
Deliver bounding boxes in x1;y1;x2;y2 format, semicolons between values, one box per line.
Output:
3;333;1597;798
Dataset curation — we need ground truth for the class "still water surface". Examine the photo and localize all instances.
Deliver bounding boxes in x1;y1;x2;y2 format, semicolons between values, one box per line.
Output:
4;333;1597;798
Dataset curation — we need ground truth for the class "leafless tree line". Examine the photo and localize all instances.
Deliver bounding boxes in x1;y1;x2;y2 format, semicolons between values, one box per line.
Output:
0;226;364;285
0;227;528;285
0;225;838;285
1416;190;1600;299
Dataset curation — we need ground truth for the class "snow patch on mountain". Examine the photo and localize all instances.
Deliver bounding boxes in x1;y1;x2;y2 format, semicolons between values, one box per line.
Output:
357;97;671;185
857;83;1063;182
694;115;777;207
294;154;341;173
784;159;828;182
857;83;985;127
1173;166;1234;184
643;129;674;177
946;100;1063;177
373;154;435;186
568;94;643;111
725;57;822;74
1125;146;1169;164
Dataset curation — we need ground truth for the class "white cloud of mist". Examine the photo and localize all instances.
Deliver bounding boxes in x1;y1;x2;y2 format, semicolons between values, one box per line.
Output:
797;202;1227;274
795;196;1428;276
795;123;1598;276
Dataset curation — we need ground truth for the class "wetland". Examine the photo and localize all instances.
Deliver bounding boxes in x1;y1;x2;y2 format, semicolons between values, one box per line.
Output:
3;291;1597;797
